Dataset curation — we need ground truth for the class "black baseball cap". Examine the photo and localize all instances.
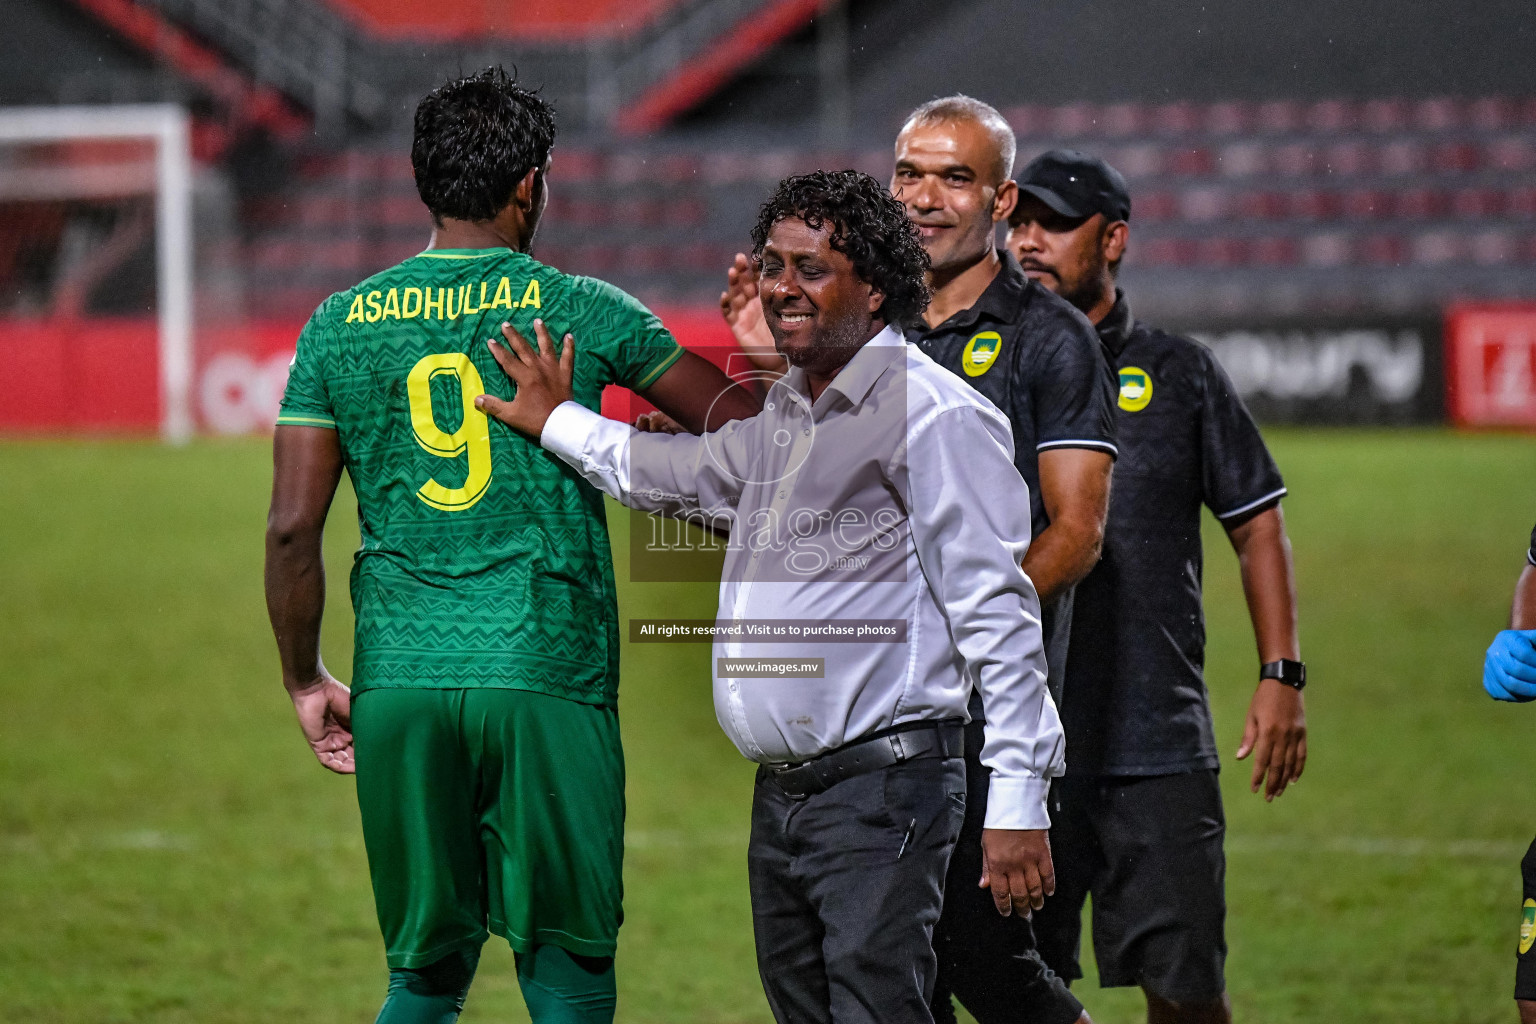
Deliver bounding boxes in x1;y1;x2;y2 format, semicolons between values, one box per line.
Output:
1015;149;1131;223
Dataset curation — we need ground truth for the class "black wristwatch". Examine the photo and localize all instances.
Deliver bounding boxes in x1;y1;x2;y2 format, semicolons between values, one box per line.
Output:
1260;659;1307;691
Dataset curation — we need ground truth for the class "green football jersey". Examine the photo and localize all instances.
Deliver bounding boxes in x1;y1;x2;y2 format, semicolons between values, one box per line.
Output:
278;247;683;706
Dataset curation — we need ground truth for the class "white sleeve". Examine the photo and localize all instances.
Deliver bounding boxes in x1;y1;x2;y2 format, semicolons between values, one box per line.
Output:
540;401;750;518
900;405;1065;830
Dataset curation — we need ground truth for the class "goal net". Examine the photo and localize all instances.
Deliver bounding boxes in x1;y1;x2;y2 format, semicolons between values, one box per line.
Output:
0;105;192;441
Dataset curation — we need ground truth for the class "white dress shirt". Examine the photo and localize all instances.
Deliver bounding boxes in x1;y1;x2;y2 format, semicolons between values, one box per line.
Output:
541;326;1065;829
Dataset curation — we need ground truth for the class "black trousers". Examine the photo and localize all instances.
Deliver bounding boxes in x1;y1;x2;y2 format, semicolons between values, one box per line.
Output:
931;713;1085;1024
749;755;966;1024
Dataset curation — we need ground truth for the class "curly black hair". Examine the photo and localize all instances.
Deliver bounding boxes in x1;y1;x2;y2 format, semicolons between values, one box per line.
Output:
412;66;557;225
750;170;931;326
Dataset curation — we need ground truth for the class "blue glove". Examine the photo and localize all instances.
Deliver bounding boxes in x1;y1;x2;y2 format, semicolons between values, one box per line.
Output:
1484;630;1536;702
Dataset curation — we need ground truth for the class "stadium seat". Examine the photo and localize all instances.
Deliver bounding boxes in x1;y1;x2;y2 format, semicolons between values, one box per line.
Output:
1290;190;1342;221
1452;188;1505;219
1151;102;1201;136
553;149;604;183
1509;187;1536;216
1255;100;1304;134
1488;137;1536;171
1411;231;1464;264
1169;147;1217;176
1099;103;1146;137
1179;187;1229;222
1359;234;1408;265
1135;190;1180;222
1361;99;1409;133
1250;236;1301;266
1341;189;1390;219
1396;188;1449;220
1205;102;1253;136
1469;230;1519;265
1302;233;1352;267
1217;143;1266;178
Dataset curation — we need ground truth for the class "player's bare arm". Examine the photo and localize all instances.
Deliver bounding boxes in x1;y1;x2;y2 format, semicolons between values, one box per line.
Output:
1513;563;1536;630
637;347;762;432
1226;504;1306;800
264;424;354;775
1023;447;1113;604
633;258;774;435
1485;552;1536;703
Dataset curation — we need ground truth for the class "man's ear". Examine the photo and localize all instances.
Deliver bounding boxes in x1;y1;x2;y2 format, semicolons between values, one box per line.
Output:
514;166;541;213
867;285;886;316
991;179;1019;225
1103;220;1129;265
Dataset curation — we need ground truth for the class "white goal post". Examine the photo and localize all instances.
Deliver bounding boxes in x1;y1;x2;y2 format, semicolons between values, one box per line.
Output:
0;104;193;443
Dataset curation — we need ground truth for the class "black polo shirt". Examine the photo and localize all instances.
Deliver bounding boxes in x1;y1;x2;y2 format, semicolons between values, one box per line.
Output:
1064;290;1287;777
907;250;1118;704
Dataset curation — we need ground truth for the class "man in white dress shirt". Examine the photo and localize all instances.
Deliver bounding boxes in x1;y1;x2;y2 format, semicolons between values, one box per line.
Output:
474;170;1065;1024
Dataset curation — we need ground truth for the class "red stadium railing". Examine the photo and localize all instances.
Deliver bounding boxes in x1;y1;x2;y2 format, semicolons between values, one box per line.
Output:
323;0;688;40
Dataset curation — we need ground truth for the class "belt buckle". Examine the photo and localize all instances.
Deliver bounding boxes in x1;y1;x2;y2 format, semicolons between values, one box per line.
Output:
767;760;815;799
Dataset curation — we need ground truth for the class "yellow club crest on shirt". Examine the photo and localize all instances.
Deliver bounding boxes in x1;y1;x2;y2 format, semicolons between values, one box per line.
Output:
963;331;1003;377
1521;898;1536;954
1118;366;1153;411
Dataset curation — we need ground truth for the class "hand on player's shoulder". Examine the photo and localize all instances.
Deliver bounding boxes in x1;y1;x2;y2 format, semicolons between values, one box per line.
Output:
477;318;575;438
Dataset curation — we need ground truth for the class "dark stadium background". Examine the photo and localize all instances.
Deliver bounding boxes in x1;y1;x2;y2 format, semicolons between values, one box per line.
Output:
1;3;1534;1022
2;0;1535;433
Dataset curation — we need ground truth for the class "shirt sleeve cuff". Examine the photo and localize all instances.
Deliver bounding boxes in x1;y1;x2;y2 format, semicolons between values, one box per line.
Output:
982;774;1053;830
275;412;336;429
540;400;602;460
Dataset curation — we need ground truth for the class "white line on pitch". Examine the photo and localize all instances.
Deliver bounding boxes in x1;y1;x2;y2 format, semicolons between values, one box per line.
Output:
1227;835;1527;859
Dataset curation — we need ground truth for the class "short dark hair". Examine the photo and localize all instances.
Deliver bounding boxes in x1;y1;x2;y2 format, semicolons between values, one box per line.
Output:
902;95;1016;183
750;170;931;327
411;66;557;224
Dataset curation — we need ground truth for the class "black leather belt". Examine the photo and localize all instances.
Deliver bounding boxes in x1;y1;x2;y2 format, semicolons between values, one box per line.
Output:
766;719;965;798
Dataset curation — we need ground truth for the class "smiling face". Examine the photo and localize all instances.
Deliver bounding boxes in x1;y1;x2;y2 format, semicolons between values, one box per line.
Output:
757;216;885;380
891;118;1016;277
1005;193;1124;314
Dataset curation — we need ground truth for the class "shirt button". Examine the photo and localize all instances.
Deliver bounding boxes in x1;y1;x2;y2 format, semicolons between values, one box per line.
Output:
778;490;786;499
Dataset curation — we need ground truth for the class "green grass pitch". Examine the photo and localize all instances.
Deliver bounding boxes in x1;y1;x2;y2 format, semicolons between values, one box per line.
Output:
0;429;1533;1023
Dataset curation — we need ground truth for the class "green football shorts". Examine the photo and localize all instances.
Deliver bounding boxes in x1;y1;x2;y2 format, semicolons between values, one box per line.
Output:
352;687;625;969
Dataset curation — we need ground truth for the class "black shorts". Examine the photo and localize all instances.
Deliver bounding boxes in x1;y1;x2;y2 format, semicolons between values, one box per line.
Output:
1516;835;1536;1000
1033;769;1227;1004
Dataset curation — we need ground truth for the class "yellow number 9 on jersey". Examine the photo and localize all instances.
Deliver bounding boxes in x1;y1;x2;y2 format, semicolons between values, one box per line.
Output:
406;353;492;512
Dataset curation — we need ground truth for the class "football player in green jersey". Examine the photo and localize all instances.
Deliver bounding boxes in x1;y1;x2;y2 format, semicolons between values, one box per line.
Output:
264;67;759;1024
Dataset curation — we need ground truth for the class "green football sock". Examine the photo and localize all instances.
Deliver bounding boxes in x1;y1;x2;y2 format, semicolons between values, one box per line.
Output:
514;944;616;1024
374;947;480;1024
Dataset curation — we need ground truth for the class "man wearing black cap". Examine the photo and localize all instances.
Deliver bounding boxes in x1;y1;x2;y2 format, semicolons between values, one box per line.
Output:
1006;149;1308;1024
